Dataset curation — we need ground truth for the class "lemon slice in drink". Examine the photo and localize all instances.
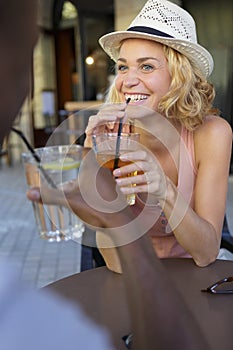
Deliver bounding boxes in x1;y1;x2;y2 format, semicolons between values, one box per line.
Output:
43;157;81;171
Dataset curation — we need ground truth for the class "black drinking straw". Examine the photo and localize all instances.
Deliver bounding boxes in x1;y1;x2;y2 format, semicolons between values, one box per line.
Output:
11;127;57;188
113;97;131;170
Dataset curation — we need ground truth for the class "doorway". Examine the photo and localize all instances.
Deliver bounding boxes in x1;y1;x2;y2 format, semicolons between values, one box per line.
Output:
54;0;114;115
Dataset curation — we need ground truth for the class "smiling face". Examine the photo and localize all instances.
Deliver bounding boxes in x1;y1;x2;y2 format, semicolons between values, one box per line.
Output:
115;38;171;111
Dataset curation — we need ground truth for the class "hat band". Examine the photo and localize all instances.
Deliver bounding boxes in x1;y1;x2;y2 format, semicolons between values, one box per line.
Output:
127;26;174;38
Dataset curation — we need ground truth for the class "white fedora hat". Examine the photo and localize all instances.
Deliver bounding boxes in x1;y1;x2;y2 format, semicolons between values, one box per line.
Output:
99;0;213;77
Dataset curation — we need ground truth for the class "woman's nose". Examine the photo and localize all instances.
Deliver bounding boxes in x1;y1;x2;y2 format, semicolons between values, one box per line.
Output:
123;69;140;88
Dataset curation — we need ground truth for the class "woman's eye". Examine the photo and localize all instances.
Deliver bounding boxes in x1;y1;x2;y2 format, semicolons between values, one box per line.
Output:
141;64;154;71
117;64;128;72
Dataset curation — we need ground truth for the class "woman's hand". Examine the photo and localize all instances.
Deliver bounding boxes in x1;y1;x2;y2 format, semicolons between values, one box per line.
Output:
85;102;130;137
113;149;167;203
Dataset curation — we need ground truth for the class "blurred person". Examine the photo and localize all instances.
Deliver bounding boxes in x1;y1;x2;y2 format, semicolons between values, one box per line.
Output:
84;0;233;272
0;0;113;349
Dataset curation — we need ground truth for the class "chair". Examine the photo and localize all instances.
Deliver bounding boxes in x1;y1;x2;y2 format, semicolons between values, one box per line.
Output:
220;216;233;253
0;136;11;166
80;227;106;271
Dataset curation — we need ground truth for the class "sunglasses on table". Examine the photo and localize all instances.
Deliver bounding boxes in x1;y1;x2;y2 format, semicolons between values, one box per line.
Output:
122;333;133;349
201;276;233;294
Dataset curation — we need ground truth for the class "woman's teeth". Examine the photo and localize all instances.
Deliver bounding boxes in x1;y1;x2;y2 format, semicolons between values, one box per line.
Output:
125;94;148;102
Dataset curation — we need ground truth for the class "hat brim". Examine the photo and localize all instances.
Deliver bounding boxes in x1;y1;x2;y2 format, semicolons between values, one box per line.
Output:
99;31;213;77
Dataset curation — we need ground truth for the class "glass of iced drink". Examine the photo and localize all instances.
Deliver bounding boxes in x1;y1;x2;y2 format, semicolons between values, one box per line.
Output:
22;145;85;242
92;132;140;205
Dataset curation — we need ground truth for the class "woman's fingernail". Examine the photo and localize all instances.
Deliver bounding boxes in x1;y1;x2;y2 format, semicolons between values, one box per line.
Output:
120;154;128;160
113;169;121;176
29;189;40;199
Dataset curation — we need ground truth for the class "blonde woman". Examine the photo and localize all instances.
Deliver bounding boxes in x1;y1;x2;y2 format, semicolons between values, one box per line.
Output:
84;0;232;272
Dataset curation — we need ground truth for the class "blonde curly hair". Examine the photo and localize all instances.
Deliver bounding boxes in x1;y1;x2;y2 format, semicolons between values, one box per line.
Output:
105;45;218;131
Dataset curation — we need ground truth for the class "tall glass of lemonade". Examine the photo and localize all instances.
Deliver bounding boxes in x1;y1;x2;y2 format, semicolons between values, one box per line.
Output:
22;145;85;242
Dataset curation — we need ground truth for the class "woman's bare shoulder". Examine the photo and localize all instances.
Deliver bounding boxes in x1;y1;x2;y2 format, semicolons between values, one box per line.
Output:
195;115;232;140
194;115;232;167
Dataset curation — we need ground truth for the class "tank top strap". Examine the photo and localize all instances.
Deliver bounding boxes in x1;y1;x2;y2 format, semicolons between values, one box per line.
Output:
178;126;197;207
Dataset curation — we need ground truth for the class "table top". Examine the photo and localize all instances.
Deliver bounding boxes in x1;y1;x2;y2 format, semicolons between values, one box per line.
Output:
64;100;103;111
46;258;233;350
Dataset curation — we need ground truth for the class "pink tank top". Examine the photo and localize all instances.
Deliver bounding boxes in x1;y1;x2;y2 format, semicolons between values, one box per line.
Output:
132;126;198;258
